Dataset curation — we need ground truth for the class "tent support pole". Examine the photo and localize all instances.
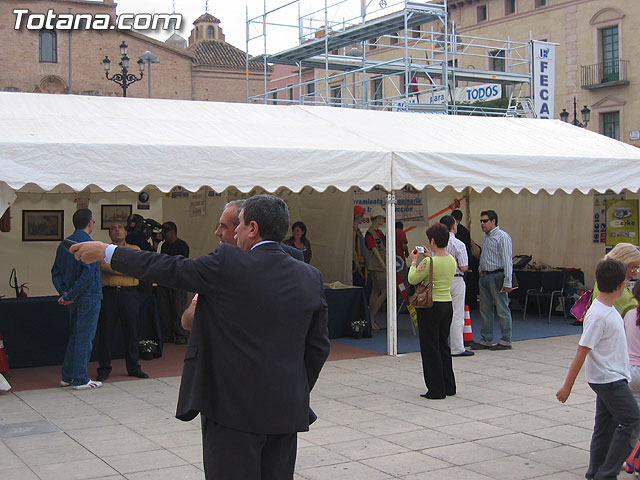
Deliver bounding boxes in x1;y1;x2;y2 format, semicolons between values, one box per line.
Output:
386;192;397;356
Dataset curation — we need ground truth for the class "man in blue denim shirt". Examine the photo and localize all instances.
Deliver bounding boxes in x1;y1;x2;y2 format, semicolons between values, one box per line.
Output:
51;208;103;390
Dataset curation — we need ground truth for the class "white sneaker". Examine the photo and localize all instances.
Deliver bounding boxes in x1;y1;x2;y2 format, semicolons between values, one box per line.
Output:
0;374;11;392
60;380;72;387
73;380;102;390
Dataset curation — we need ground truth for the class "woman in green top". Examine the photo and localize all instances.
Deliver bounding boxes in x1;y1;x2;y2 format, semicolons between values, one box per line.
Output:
408;223;457;400
592;243;640;317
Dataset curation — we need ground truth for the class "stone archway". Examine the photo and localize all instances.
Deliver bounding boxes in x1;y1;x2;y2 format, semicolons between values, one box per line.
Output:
35;76;67;94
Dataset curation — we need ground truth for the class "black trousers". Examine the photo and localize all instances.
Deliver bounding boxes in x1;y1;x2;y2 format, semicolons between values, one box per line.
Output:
156;285;188;342
97;287;141;377
201;415;297;480
417;301;456;398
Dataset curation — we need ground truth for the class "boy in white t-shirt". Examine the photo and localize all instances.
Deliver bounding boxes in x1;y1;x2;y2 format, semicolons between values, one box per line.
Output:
557;259;640;480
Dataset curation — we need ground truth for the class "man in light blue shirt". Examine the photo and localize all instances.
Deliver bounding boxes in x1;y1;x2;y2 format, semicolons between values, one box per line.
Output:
472;209;515;351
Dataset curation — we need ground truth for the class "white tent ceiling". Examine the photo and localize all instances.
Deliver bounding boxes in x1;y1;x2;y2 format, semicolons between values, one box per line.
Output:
2;92;640;199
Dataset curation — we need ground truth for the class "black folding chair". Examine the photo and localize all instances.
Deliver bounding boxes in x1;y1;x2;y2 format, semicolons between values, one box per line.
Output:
523;274;565;323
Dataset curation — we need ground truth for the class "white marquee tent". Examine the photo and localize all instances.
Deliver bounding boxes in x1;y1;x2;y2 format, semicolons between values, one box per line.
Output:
2;92;640;354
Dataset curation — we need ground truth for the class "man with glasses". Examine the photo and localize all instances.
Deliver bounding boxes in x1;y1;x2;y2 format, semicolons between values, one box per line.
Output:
52;209;103;389
472;209;515;351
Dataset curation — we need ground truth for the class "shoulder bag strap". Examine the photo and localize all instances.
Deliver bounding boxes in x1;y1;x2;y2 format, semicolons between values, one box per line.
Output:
420;257;434;287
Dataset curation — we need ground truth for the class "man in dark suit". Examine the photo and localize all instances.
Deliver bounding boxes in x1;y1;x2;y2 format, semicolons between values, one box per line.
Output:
70;194;330;480
452;209;482;309
451;209;472;259
181;199;303;331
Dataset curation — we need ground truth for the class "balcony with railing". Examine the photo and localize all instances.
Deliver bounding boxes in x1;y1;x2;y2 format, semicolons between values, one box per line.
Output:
581;59;630;89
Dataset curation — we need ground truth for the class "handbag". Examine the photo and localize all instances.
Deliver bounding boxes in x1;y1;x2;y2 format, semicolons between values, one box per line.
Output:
410;257;433;308
570;289;592;320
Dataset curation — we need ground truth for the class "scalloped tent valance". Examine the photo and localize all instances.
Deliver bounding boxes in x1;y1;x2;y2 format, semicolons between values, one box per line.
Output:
1;92;640;208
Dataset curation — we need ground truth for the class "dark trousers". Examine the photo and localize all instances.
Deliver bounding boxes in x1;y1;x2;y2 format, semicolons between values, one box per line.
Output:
587;379;640;480
97;287;141;377
156;285;188;342
417;301;456;398
201;415;297;480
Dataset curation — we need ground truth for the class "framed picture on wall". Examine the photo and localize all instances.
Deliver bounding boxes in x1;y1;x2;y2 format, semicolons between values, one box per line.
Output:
101;204;132;230
22;210;64;241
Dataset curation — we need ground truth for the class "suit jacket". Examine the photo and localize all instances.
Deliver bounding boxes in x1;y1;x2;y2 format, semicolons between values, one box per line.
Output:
455;224;473;259
280;242;304;262
111;242;329;435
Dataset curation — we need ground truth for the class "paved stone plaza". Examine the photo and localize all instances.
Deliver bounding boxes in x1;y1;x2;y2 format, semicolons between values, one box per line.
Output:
1;334;602;479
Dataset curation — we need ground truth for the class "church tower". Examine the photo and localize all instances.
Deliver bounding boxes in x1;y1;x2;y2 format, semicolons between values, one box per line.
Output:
188;13;225;46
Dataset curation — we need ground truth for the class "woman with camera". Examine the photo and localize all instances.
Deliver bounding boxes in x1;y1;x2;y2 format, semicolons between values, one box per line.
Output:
408;223;457;400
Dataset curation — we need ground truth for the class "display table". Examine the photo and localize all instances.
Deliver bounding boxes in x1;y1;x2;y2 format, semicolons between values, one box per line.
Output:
0;294;161;369
324;286;371;339
1;286;367;367
511;268;585;314
0;296;70;368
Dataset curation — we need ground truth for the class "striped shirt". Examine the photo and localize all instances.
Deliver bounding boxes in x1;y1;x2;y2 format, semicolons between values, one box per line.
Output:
479;226;513;288
446;232;468;275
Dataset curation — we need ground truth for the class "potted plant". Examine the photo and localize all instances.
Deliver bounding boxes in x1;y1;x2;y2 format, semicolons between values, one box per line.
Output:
350;319;367;338
139;340;158;360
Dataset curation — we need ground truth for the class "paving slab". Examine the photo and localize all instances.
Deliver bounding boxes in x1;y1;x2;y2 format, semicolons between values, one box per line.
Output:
0;334;607;479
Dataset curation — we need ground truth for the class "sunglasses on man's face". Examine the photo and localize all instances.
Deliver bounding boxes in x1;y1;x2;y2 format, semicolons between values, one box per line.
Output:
480;219;490;223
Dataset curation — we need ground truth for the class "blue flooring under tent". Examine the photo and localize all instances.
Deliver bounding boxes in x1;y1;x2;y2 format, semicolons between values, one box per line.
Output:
332;308;582;354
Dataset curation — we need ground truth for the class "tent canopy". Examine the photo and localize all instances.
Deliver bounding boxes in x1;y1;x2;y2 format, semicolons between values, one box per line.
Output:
4;92;640;356
2;92;640;198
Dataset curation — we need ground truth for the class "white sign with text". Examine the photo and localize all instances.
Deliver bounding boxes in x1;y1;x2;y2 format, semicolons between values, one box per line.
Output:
532;40;556;119
419;83;502;105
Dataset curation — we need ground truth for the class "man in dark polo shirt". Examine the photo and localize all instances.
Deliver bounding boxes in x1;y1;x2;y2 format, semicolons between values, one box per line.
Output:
96;222;148;381
157;221;190;344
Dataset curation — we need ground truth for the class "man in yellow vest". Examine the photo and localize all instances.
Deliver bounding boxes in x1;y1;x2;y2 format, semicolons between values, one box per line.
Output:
96;222;148;381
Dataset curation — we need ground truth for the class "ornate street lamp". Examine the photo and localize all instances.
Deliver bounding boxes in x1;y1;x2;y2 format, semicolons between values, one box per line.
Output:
102;41;144;97
559;96;590;128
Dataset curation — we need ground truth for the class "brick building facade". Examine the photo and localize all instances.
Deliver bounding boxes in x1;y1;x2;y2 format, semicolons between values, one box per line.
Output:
1;0;267;102
444;0;639;145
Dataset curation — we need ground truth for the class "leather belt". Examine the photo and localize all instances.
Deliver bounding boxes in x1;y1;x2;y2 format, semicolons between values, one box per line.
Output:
479;269;503;276
103;286;137;291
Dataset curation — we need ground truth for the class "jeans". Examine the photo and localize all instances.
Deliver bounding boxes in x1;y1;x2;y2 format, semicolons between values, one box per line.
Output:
587;380;640;480
478;272;512;346
61;297;101;386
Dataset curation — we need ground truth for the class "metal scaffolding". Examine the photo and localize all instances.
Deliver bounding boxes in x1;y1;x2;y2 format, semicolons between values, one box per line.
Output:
246;0;535;116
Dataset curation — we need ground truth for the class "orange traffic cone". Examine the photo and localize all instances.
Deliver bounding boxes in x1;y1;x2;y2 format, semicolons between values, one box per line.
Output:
0;332;9;375
463;306;473;346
